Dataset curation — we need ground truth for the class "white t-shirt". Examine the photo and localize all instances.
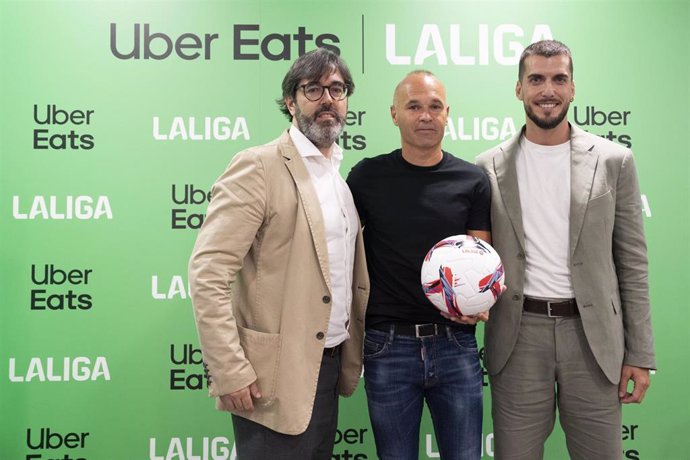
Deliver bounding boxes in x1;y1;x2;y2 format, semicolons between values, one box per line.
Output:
516;136;575;298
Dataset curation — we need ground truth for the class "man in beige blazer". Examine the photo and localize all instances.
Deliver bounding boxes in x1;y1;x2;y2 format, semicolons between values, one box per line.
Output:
189;49;369;459
476;40;655;460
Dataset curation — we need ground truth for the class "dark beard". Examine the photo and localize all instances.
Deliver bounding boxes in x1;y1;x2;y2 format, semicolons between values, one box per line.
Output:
295;106;344;148
524;101;569;130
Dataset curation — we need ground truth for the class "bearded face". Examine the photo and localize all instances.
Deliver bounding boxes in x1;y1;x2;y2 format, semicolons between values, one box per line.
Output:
517;54;575;133
294;102;345;149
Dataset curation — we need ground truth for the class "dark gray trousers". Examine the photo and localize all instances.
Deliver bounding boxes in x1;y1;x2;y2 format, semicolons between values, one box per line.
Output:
232;349;341;460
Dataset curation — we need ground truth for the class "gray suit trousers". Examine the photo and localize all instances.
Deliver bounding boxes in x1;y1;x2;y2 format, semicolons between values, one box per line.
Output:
490;311;622;460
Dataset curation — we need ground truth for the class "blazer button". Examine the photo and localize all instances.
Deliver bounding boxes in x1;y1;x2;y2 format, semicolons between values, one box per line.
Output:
517;252;525;259
322;295;331;304
512;294;521;301
316;332;325;340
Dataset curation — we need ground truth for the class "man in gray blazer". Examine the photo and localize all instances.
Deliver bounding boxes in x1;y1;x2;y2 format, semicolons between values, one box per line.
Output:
189;49;369;459
476;40;655;460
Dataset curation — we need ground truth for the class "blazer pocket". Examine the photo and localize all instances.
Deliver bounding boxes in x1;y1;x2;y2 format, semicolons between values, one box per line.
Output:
237;325;282;406
585;189;614;229
587;189;613;207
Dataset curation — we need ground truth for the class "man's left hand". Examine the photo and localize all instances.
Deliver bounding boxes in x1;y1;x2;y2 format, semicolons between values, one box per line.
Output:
619;365;651;404
440;310;489;325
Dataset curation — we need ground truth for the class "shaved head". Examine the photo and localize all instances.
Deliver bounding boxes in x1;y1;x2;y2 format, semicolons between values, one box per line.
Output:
393;70;446;107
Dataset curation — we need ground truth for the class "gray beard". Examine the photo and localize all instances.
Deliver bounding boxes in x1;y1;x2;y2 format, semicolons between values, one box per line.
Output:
295;106;344;149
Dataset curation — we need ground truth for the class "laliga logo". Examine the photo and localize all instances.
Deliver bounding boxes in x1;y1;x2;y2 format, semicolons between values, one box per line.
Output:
153;116;249;141
152;275;190;300
386;23;552;65
9;357;110;382
12;196;112;220
149;437;235;460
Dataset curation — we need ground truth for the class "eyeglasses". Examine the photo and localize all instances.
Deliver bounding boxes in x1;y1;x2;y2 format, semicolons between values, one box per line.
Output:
299;82;349;101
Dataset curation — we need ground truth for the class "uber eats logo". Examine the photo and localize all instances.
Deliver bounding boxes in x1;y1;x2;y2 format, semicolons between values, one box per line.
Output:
30;264;94;311
110;23;340;61
171;184;210;230
26;427;90;460
169;344;209;390
33;104;95;150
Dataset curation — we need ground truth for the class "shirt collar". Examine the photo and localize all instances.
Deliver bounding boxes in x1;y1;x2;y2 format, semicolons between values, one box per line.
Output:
289;124;343;166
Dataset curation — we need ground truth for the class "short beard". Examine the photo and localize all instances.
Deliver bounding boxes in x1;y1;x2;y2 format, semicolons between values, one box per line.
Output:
524;101;569;130
295;105;344;149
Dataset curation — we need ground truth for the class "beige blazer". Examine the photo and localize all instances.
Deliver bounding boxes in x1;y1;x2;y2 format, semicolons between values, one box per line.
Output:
189;131;369;435
476;125;655;384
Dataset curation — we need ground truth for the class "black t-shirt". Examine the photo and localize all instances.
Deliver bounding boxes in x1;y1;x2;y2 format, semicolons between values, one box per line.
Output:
347;149;492;328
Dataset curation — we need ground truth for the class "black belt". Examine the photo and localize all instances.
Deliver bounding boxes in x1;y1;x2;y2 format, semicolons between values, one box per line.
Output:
370;322;452;338
523;297;579;317
323;345;341;357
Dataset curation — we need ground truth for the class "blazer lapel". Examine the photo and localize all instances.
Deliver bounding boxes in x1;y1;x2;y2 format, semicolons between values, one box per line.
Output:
495;133;526;252
279;131;331;290
569;125;599;257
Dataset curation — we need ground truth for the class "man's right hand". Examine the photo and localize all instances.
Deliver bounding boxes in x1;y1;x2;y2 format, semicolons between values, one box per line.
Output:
220;381;262;412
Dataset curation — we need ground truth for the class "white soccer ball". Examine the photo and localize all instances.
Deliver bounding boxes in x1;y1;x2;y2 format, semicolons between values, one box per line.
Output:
421;235;505;317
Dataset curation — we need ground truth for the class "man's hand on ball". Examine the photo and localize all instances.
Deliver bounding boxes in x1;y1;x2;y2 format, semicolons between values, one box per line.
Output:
440;310;489;325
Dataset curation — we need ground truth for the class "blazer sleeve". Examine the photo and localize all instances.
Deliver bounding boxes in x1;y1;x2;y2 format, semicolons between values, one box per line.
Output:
188;149;267;396
612;150;656;369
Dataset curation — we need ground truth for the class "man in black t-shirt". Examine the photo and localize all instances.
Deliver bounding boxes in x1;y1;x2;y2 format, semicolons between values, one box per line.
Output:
347;71;491;460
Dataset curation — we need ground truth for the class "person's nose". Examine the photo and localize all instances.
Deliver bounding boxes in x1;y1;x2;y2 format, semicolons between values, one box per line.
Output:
320;87;335;104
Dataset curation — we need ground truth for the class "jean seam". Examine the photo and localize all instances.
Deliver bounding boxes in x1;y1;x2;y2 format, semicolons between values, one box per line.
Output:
449;331;478;352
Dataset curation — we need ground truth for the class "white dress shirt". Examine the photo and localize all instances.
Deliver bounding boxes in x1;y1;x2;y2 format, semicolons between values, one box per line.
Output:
289;126;358;347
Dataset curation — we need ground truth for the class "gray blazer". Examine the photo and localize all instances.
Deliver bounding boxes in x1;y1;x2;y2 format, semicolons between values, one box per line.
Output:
476;124;655;384
189;131;369;434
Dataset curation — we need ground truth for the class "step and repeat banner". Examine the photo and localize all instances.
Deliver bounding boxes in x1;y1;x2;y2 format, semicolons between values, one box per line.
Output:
1;1;688;459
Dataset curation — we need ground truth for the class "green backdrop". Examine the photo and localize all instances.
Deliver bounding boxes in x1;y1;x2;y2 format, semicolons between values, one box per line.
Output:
1;0;688;459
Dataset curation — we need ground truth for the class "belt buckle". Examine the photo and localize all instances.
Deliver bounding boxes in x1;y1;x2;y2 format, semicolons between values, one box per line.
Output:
415;323;438;338
546;301;562;318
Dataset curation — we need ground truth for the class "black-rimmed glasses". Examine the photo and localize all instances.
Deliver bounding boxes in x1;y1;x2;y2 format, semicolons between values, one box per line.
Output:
299;83;349;101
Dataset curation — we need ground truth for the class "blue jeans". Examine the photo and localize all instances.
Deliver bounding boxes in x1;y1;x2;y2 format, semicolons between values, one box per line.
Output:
363;325;483;460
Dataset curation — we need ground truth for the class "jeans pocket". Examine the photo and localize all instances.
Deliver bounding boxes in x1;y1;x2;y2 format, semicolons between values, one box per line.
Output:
449;330;478;352
363;332;389;359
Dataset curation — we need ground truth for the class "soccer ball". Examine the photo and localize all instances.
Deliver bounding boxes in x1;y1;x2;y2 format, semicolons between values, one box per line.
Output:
421;235;505;317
